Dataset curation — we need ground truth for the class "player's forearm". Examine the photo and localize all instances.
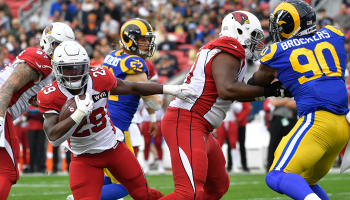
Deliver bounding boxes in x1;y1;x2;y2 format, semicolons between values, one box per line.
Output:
142;95;163;111
0;63;39;117
44;117;77;146
0;84;15;117
130;82;164;96
219;82;264;101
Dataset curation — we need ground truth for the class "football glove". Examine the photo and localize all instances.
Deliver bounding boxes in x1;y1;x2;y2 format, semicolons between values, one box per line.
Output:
163;85;198;104
71;93;94;124
264;81;293;98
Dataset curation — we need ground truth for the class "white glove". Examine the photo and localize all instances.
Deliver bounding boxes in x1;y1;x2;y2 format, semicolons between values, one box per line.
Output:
163;85;198;104
75;93;94;116
0;117;5;147
70;93;93;124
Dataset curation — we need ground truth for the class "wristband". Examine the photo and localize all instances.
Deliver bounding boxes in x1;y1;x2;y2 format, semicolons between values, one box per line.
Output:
149;113;157;122
70;109;86;124
163;85;175;95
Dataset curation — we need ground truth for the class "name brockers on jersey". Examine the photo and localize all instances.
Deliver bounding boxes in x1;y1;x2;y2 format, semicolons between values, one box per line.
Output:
280;30;331;51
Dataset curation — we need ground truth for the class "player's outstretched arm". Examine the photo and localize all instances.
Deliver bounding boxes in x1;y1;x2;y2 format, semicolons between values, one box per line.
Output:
124;72;163;111
0;63;39;117
111;78;198;103
212;53;264;101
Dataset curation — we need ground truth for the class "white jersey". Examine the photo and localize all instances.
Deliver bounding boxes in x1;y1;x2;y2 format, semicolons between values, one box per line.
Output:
131;102;143;124
223;102;243;122
0;47;53;120
169;36;246;128
37;67;124;155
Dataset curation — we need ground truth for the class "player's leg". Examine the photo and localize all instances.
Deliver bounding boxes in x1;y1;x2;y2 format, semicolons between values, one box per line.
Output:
69;153;105;200
101;129;133;200
238;126;248;171
301;111;350;199
106;142;163;200
266;111;350;200
160;107;209;200
202;134;230;199
155;121;164;173
215;122;226;147
142;122;151;172
0;112;20;200
227;121;239;172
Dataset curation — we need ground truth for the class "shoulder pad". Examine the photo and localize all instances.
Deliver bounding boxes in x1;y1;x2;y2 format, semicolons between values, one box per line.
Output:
206;37;245;60
17;47;52;78
120;55;148;75
260;43;278;64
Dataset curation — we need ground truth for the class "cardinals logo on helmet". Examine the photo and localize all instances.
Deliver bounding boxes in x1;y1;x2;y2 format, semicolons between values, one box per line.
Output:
233;12;250;25
45;25;53;35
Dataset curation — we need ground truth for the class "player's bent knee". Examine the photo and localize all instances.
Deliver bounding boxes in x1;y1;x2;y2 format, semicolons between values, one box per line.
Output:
266;170;285;194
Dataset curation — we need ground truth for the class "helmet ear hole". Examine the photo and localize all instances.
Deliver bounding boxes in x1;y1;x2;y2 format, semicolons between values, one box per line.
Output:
237;28;243;35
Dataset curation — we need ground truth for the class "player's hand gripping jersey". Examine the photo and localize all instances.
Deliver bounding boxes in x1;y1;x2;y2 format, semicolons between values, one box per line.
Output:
102;50;149;130
0;48;53;119
170;36;246;128
260;26;348;117
37;67;124;155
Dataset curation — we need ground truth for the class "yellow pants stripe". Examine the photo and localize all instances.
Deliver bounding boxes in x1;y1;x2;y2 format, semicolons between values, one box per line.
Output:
270;110;350;185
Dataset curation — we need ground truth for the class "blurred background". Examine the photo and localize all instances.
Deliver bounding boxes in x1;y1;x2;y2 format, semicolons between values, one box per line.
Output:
1;0;349;176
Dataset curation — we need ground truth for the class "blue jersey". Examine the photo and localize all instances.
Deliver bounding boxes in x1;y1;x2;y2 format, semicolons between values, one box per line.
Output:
260;26;348;117
102;50;148;130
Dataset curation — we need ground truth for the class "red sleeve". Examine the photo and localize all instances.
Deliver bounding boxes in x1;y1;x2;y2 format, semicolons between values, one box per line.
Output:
146;60;157;80
235;102;250;127
207;37;246;60
90;67;117;92
17;47;52;79
37;82;66;114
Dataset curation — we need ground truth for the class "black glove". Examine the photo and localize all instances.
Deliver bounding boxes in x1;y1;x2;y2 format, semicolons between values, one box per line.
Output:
264;81;293;98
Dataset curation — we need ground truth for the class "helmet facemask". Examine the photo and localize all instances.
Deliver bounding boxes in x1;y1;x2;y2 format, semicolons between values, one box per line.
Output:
136;35;157;58
41;34;63;57
244;28;265;61
121;32;157;58
53;62;90;90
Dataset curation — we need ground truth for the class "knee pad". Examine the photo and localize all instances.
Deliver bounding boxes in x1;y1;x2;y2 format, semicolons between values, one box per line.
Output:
265;170;285;194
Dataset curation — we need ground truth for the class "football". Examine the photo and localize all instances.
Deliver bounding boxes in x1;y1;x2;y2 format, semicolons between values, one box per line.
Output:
58;95;86;122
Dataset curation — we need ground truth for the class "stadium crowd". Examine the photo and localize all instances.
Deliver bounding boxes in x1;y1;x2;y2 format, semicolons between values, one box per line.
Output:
0;0;349;175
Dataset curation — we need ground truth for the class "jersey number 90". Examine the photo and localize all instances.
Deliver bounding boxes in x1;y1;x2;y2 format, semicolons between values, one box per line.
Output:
290;41;341;84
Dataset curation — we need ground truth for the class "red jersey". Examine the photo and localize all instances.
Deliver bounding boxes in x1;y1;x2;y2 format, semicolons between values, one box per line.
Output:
37;67;124;155
0;47;53;120
170;36;246;128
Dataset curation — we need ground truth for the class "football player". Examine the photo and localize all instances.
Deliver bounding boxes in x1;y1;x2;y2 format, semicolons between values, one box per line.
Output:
247;1;350;199
160;11;288;200
0;22;75;199
37;41;196;200
100;18;161;200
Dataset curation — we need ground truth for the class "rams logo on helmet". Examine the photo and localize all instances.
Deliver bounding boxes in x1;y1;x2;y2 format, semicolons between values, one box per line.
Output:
233;12;250;25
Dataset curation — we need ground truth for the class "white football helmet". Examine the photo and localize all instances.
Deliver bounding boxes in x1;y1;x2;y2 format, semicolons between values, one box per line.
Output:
219;11;265;61
52;41;90;90
40;22;75;57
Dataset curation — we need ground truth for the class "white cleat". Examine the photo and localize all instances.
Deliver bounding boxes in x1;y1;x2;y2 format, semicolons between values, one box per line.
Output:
66;194;74;200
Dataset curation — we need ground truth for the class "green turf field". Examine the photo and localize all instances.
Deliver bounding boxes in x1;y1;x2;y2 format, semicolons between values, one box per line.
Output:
8;172;350;200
